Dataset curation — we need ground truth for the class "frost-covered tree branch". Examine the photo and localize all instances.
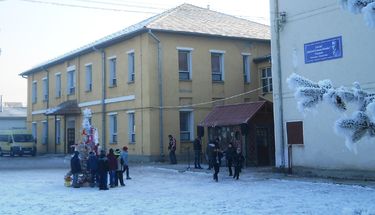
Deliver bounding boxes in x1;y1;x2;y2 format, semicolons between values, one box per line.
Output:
340;0;375;28
287;73;375;149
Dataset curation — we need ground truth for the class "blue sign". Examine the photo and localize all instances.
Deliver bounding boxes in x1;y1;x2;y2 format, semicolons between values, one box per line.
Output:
304;36;343;64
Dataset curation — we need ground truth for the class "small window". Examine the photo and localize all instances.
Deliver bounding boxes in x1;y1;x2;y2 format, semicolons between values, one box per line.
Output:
42;121;48;145
85;64;93;92
128;52;135;82
180;111;193;141
211;53;224;81
286;121;304;145
67;70;76;95
243;55;250;83
261;67;272;93
42;78;48;101
55;74;61;98
32;81;37;103
178;50;191;80
109;58;117;87
109;114;117;143
128;112;135;143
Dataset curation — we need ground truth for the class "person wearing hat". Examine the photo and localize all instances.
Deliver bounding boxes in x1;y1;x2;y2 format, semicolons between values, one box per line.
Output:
70;151;82;188
121;146;131;180
98;150;109;190
114;149;125;186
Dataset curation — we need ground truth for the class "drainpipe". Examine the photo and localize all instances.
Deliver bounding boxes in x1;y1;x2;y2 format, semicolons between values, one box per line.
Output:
93;46;107;152
42;66;49;154
274;0;286;168
148;29;164;161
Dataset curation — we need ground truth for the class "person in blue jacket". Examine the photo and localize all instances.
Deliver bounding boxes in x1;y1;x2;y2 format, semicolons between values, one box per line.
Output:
70;151;81;188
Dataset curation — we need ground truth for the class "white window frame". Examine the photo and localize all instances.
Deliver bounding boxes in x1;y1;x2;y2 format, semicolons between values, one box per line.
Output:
42;121;48;145
32;81;37;104
179;109;194;141
56;119;61;144
32;122;37;141
67;67;76;95
210;50;225;82
261;67;272;93
108;56;117;87
85;63;93;92
242;53;251;83
55;73;61;98
127;111;135;143
42;77;48;102
127;50;135;83
108;113;117;143
177;47;193;81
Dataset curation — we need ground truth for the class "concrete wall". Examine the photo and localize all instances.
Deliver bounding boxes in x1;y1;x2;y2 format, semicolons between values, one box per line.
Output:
271;0;375;171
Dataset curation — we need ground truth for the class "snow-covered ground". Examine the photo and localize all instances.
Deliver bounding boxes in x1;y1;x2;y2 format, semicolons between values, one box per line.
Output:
1;162;375;215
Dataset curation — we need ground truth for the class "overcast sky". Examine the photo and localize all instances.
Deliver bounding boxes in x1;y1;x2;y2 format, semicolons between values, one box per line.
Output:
0;0;270;106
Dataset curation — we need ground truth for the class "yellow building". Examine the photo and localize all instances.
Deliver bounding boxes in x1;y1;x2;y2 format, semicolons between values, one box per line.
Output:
20;4;271;161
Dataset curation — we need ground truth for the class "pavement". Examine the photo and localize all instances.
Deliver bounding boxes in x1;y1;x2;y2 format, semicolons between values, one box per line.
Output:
1;154;375;188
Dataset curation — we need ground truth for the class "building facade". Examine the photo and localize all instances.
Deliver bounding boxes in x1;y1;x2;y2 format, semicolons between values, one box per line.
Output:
21;4;271;160
271;0;375;174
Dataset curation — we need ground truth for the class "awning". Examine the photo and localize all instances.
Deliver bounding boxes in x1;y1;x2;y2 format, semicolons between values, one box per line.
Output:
199;101;268;127
45;100;81;116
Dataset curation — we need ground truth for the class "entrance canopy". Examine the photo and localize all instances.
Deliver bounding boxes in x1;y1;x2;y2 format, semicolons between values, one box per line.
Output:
199;101;268;127
45;100;81;116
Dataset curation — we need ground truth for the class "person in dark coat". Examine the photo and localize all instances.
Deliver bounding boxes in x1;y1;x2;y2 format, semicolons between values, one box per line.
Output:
70;151;82;188
97;149;109;190
225;142;236;176
193;136;202;169
168;135;177;164
212;142;223;182
233;147;245;180
107;148;118;188
87;151;99;187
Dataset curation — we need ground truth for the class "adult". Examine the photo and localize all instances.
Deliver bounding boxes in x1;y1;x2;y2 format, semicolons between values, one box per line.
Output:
70;151;81;188
233;148;245;180
107;148;118;188
168;134;177;164
225;142;236;176
193;136;203;169
206;141;215;170
97;150;109;190
114;149;125;186
87;151;98;187
121;146;131;180
212;142;223;182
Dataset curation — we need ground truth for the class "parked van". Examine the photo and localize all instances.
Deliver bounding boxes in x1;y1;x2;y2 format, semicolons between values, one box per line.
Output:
0;130;36;156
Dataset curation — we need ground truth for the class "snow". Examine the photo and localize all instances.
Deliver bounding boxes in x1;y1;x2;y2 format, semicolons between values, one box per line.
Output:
340;0;375;28
1;163;375;215
363;2;375;28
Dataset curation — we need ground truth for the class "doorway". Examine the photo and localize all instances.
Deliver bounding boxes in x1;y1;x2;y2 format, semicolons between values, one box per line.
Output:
255;127;271;166
66;119;75;154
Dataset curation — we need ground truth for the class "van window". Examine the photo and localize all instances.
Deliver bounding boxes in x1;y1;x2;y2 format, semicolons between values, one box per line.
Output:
13;134;34;142
0;135;9;142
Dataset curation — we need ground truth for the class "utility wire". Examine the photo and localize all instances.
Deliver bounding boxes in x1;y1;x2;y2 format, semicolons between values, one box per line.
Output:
19;0;158;14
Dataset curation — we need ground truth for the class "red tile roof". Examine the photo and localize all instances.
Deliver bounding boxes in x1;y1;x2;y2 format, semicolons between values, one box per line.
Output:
200;101;267;127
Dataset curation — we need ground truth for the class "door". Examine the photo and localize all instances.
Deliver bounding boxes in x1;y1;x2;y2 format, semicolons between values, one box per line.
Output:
255;127;270;166
67;128;75;154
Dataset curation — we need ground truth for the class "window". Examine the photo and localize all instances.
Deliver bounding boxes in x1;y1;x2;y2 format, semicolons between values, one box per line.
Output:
42;121;48;145
85;64;93;92
179;111;193;141
243;55;250;83
67;70;76;95
128;112;135;143
211;53;224;81
109;57;117;87
56;119;61;144
42;78;48;101
32;81;37;104
128;52;135;82
55;73;61;98
178;50;191;80
286;121;304;145
109;114;117;143
32;122;37;141
261;67;272;93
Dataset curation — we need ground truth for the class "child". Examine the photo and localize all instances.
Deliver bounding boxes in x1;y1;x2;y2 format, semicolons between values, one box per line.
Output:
233;148;244;180
70;151;81;188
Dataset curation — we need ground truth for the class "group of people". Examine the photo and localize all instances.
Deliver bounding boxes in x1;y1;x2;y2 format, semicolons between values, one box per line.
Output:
70;146;131;190
170;134;245;182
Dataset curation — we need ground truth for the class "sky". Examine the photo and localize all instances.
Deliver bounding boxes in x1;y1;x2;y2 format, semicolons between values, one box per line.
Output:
0;0;270;106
